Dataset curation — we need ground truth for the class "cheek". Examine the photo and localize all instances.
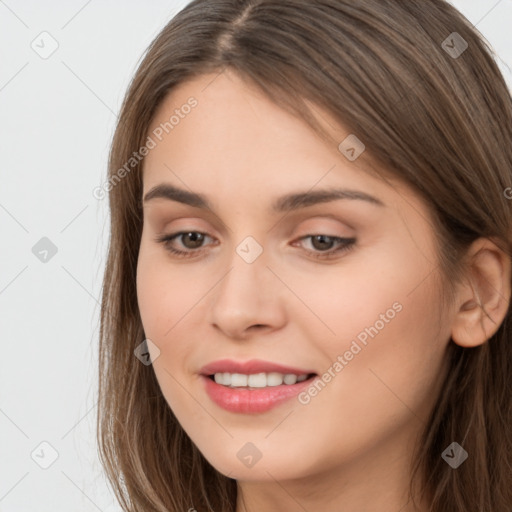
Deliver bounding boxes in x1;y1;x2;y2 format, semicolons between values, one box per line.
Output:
136;250;202;415
136;245;205;341
316;257;447;426
279;242;420;342
298;238;447;392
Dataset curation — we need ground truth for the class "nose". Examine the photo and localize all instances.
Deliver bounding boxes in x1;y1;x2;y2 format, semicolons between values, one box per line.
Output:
209;251;286;340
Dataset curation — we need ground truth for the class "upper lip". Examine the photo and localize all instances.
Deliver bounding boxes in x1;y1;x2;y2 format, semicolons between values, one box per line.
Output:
200;358;316;376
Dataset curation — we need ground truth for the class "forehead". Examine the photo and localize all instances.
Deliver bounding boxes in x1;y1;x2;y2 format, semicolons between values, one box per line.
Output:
142;70;420;217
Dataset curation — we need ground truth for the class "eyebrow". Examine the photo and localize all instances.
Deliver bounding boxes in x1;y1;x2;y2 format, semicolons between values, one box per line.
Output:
143;183;385;213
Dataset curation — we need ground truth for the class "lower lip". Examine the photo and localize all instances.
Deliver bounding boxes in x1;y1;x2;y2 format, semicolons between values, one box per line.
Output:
201;374;317;413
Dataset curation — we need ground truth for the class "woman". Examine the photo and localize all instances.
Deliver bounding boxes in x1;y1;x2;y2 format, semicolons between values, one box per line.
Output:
97;1;512;510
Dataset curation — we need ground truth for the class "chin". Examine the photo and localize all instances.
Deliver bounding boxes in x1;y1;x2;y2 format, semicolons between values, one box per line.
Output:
201;445;311;482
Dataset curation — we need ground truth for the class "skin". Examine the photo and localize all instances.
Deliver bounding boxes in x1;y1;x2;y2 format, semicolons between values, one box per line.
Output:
136;69;511;512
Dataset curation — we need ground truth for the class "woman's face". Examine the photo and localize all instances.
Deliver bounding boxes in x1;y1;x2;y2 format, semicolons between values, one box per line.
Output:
137;70;452;483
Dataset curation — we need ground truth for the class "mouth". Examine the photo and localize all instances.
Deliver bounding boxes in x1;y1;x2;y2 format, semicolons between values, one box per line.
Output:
205;372;318;389
201;372;319;413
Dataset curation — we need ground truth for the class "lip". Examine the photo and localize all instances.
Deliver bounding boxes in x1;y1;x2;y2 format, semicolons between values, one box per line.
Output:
199;358;315;376
201;374;318;414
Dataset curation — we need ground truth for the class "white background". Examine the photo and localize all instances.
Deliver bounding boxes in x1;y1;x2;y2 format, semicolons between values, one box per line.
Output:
1;1;511;510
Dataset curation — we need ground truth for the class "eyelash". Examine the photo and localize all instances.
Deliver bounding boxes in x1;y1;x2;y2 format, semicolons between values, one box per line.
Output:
154;231;356;261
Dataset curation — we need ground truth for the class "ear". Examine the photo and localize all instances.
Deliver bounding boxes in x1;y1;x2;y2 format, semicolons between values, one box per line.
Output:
451;237;511;348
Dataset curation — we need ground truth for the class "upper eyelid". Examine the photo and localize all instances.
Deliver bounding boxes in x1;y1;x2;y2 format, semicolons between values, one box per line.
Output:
158;213;356;236
165;229;351;247
147;205;361;232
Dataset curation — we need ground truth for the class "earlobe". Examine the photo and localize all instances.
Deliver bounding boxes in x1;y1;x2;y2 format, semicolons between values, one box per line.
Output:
450;237;511;348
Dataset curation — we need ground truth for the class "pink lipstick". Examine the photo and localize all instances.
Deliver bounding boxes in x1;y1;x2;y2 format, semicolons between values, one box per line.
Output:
199;359;318;413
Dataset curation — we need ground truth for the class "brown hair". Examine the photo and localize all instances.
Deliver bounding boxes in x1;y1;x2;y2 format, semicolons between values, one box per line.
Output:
97;1;512;510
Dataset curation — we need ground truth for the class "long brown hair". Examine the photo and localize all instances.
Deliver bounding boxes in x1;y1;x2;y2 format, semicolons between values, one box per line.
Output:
97;1;512;510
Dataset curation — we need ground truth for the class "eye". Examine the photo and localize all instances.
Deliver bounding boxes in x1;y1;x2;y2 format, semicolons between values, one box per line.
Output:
154;231;356;260
154;231;215;258
294;234;356;260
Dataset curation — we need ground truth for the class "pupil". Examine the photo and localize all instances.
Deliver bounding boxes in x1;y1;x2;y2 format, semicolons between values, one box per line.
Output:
185;232;203;248
312;235;333;250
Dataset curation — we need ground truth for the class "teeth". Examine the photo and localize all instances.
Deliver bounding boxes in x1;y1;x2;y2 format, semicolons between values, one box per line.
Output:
231;373;247;386
212;372;310;388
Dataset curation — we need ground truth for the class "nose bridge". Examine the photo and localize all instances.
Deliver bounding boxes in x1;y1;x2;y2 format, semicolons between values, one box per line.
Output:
217;236;269;308
209;235;284;336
